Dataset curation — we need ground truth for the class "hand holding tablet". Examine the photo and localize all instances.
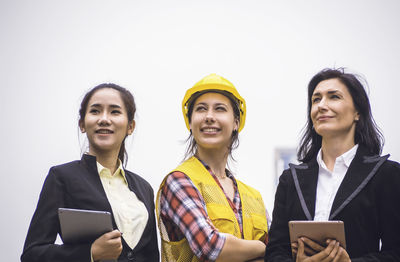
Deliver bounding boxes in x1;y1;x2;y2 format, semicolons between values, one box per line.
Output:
59;208;119;262
58;208;114;244
289;220;346;249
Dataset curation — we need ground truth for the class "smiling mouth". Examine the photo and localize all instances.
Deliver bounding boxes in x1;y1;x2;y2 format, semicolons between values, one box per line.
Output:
317;116;333;121
96;129;114;134
201;127;220;133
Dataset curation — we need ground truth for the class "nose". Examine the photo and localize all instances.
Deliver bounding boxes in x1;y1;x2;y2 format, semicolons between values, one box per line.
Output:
317;97;328;111
205;109;215;123
98;112;111;126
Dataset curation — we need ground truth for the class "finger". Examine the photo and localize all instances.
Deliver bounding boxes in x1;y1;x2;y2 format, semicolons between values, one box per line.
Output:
309;240;335;261
304;245;317;256
107;237;123;247
291;242;298;254
321;240;338;262
297;238;305;259
105;230;122;239
327;241;339;260
332;246;343;262
301;237;325;252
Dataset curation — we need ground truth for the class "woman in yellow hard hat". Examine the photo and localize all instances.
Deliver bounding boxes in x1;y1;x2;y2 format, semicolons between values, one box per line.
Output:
156;74;268;262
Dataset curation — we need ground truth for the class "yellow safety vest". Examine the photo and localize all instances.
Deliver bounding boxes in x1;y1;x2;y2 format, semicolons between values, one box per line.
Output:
156;157;268;262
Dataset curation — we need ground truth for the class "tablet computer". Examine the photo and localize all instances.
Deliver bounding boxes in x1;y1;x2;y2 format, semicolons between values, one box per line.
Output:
288;220;346;249
58;208;113;244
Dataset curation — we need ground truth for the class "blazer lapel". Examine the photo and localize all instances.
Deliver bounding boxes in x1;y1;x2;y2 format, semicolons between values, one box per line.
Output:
290;159;319;220
329;146;389;219
80;154;116;224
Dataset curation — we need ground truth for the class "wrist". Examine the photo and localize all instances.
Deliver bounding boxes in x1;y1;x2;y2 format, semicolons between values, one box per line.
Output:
90;244;98;262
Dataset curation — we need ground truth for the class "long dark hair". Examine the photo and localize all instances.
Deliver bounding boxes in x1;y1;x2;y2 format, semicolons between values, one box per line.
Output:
79;83;136;165
298;68;384;162
184;90;240;161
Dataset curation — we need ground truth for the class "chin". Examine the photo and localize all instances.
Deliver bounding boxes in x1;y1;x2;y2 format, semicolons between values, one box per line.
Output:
198;141;229;151
93;143;117;152
314;125;333;135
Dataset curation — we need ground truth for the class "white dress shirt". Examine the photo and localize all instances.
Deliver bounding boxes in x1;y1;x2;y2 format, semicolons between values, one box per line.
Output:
314;144;358;221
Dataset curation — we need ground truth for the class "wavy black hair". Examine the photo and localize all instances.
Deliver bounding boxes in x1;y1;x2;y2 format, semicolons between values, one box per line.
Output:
298;68;384;162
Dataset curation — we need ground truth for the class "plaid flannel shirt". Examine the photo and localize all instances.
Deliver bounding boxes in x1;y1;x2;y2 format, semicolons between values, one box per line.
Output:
159;161;242;261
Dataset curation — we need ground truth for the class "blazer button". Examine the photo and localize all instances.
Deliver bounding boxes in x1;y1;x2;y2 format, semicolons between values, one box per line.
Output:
127;251;134;261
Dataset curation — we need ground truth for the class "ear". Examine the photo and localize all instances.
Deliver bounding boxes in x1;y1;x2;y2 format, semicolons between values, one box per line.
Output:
79;120;86;133
234;118;239;131
355;111;360;121
189;121;193;133
127;120;135;135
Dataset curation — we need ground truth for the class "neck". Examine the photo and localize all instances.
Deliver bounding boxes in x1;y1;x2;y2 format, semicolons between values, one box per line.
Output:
89;148;120;174
321;134;355;171
196;147;229;178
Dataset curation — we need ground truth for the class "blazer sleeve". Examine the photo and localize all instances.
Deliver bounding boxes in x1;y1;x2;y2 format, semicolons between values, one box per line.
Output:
264;170;293;262
21;167;92;262
144;185;160;261
352;160;400;262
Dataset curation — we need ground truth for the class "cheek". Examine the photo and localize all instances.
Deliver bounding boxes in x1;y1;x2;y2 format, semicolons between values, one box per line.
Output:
118;120;130;131
310;108;317;120
82;119;94;131
190;114;202;126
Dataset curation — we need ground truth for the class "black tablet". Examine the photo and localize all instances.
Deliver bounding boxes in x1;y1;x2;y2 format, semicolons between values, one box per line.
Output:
58;208;113;244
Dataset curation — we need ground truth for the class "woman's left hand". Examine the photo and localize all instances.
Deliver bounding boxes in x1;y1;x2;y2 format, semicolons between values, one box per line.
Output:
326;239;351;262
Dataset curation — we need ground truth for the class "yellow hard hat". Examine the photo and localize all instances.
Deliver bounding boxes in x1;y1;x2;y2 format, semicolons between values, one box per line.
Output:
182;73;246;132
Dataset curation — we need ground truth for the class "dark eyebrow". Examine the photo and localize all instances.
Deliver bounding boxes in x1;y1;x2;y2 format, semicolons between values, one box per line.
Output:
89;103;122;108
312;89;340;97
194;102;228;107
327;90;340;95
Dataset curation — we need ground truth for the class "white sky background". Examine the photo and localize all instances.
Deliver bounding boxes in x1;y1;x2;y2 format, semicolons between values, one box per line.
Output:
1;0;400;260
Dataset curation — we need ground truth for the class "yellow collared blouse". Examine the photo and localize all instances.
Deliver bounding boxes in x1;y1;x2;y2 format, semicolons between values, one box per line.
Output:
97;161;149;249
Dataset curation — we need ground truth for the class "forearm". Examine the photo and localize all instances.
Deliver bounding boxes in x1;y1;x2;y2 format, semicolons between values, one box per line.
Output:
216;234;265;262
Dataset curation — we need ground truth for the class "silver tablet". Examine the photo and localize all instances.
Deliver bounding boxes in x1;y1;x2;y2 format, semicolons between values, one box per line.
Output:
289;220;346;249
58;208;113;244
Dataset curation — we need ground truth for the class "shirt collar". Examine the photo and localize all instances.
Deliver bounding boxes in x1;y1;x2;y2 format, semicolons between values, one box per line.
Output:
340;144;359;167
194;155;236;181
317;144;359;169
96;159;127;182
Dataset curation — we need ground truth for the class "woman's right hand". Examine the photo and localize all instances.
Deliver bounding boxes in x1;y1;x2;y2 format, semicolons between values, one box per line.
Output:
91;230;123;261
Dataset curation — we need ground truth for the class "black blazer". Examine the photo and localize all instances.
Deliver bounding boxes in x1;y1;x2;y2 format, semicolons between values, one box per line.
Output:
21;154;159;262
265;145;400;262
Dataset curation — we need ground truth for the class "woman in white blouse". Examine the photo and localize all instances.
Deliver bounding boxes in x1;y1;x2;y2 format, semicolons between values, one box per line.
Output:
265;68;400;262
